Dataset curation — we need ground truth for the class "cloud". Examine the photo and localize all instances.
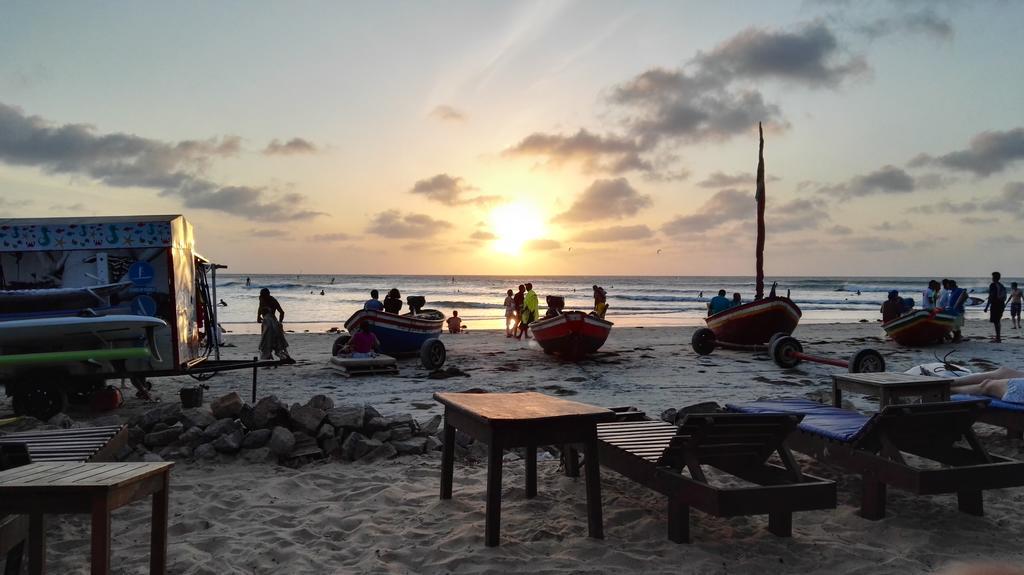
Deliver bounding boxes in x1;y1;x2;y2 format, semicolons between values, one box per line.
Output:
524;238;561;250
845;237;908;251
661;189;751;235
504;129;651;175
469;230;496;241
250;229;291;239
409;173;500;206
430;105;467;122
908;200;978;214
909;128;1024;177
571;225;654;243
980;182;1024;214
820;165;916;199
0;197;32;209
0;102;321;221
961;216;998;225
552;178;652;224
698;171;752;188
871;220;913;231
826;224;853;235
309;232;352;242
263;138;317;155
772;197;831;232
365;210;452;238
853;9;954;41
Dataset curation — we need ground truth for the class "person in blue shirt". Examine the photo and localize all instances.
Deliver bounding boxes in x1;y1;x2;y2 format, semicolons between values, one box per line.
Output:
707;290;731;316
945;280;967;342
363;289;385;311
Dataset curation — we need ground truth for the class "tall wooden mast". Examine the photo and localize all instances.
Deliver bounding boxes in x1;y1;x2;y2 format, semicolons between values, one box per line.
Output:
754;122;766;301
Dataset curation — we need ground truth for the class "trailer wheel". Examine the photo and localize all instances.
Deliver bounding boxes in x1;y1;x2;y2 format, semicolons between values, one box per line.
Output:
768;332;790;348
770;336;804;369
849;349;885;373
331;335;352;357
12;386;67;421
420;338;447;370
67;377;105;405
691;328;717;356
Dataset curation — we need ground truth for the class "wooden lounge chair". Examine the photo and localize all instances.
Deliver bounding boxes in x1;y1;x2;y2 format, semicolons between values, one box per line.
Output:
594;412;836;543
0;424;127;573
728;398;1024;519
951;393;1024;439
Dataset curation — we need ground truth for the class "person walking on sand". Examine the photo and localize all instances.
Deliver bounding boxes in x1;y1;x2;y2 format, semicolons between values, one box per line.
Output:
946;280;968;342
503;289;515;337
257;288;294;363
518;283;539;339
1009;282;1023;330
985;271;1008;343
364;289;384;311
512;284;525;337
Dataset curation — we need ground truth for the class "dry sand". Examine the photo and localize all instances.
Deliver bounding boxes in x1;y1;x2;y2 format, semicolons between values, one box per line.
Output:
11;319;1024;574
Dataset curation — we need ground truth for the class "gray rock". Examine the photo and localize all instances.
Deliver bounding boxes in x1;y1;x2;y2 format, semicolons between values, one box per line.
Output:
267;426;295;456
321;437;341;457
202;418;242;441
371;430;391;442
136;403;182;431
389;427;413;442
179;426;204;447
418;415;442;436
391;437;428;456
340;432;366;461
316;424;336;441
194;443;217;461
242;428;272;449
47;413;73;429
180;408;216;430
238;404;257;430
468;442;488;461
359;443;397;463
250;396;287;429
151;422;169;433
353;437;382;460
660;408;678;425
306;394;334;411
364;417;388;432
386;413;415;429
364;404;382;422
144;423;183;448
142;452;164;463
325;404;364;429
455;431;473;448
88;415;123;428
425;436;444;452
213;429;244;454
289;404;326;435
242;447;273;463
210;392;244;419
125;426;146;446
158;445;193;460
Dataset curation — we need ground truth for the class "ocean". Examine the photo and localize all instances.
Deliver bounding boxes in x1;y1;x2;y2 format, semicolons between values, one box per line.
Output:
209;275;1002;335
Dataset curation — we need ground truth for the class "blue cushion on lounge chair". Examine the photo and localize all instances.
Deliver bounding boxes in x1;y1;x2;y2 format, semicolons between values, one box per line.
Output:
952;394;1018;412
727;399;873;443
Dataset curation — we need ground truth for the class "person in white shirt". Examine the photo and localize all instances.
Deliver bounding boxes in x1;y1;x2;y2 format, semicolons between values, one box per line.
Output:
922;280;941;310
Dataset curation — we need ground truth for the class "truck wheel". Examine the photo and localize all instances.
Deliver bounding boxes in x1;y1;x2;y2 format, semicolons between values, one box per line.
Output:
420;338;446;370
331;335;352;357
770;336;804;369
691;328;717;356
849;349;885;373
12;387;67;420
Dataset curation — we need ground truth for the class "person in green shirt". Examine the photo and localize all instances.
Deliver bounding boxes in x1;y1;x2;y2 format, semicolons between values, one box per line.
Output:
518;282;540;339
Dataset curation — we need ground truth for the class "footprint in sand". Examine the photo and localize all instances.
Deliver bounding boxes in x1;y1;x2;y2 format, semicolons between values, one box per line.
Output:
564;376;587;382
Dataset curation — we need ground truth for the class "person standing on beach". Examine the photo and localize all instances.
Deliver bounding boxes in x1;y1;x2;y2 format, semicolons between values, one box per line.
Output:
1009;282;1023;330
881;291;904;323
946;280;968;342
503;289;515;337
938;278;952;309
257;288;294;363
245;277;251;287
922;280;941;310
512;284;525;337
985;271;1008;342
593;285;608;319
519;283;539;339
364;289;384;311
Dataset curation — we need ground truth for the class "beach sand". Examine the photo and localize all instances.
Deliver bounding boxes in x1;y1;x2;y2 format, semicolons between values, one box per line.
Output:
8;319;1024;574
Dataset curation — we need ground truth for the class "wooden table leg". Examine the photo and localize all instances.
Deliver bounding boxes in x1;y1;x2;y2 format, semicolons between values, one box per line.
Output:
832;383;842;408
91;497;111;575
582;437;603;539
151;473;169;575
525;445;537;498
440;419;455;500
485;439;503;547
880;389;891;410
28;512;44;575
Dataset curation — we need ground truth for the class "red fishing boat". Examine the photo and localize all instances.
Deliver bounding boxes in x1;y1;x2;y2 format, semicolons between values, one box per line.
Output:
692;124;802;355
530;296;612;359
882;309;955;347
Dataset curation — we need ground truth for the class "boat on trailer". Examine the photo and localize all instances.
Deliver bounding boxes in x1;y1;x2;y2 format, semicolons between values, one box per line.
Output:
883;309;956;347
330;296;447;372
692;124;802;355
530;296;613;359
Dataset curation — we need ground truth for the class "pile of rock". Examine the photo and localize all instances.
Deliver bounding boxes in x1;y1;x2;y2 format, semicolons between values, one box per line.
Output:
120;392;445;464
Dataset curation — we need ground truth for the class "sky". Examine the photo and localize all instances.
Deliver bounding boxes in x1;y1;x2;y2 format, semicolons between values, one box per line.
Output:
1;1;1023;277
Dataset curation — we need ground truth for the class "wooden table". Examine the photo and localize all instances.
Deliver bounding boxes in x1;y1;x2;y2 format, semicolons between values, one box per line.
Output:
0;462;173;574
832;372;952;410
434;391;614;547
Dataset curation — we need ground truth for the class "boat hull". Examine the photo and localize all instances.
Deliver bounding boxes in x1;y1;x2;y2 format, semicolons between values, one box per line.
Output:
530;311;612;359
883;310;955;347
704;296;801;345
344;310;443;355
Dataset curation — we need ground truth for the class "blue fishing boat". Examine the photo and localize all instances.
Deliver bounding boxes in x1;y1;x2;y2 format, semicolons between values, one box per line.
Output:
337;296;447;369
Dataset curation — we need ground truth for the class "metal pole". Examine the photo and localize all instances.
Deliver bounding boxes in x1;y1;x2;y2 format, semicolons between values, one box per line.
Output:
210;265;220;360
252;356;258;403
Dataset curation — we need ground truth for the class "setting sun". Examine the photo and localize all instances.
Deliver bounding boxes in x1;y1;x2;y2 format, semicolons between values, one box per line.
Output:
489;202;546;255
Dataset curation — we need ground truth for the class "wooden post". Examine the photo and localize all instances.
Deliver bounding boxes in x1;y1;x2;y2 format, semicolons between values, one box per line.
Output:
485;439;504;547
251;357;258;403
525;445;537;498
755;122;766;301
440;421;455;500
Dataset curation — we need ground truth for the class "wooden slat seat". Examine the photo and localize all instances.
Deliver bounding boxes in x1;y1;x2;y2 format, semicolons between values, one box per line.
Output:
593;412;836;543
